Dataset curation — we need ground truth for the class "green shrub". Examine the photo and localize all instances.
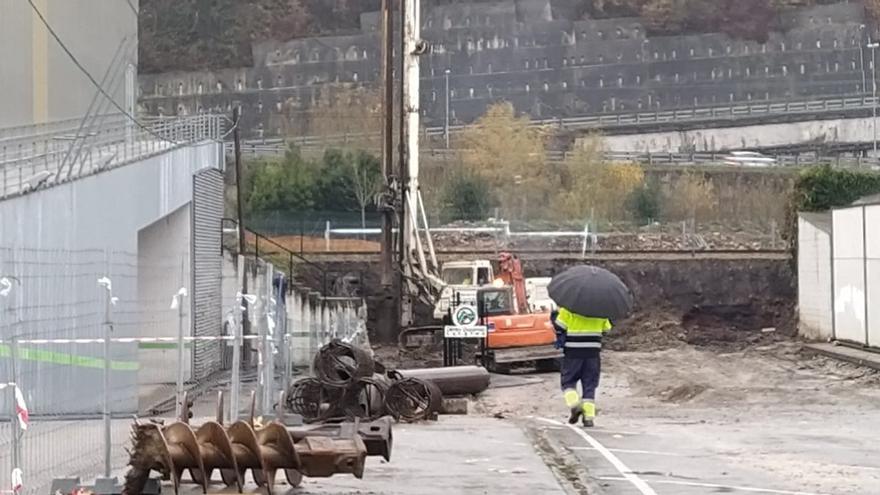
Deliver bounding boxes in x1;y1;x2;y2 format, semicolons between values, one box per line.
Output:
439;172;495;223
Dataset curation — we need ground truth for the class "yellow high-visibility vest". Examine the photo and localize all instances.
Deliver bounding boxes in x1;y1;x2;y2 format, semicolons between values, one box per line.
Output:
555;308;611;349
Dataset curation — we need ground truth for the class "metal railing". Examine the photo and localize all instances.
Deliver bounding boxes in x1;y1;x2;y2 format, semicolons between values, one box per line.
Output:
233;141;880;169
242;94;880;148
0;114;226;200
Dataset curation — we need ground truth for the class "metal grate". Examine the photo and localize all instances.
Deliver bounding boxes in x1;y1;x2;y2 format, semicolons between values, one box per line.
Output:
191;168;225;380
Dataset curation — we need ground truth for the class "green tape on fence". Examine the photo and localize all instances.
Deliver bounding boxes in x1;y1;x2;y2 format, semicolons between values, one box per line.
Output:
0;344;140;371
137;342;193;350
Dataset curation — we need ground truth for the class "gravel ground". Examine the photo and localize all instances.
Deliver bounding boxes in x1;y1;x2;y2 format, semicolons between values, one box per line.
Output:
475;342;880;494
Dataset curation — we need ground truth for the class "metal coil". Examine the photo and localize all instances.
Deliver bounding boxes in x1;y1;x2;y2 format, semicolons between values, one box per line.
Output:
339;376;390;421
286;377;345;423
312;340;375;387
384;378;443;422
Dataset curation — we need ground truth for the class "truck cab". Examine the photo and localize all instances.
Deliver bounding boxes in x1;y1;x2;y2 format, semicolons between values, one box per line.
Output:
433;260;494;319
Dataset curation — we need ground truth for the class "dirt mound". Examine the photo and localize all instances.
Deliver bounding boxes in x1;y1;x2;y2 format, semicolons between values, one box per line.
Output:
606;301;795;353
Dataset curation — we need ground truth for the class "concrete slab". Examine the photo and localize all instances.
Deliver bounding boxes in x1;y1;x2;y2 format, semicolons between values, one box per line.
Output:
144;416;567;495
803;343;880;371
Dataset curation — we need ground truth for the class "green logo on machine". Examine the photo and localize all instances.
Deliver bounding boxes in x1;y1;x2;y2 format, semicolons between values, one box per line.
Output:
452;305;477;327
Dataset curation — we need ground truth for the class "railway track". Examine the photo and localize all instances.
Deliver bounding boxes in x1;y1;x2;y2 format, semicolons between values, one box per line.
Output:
281;249;789;262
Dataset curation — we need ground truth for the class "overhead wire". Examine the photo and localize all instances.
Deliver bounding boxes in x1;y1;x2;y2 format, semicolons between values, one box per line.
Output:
124;0;138;16
26;0;169;142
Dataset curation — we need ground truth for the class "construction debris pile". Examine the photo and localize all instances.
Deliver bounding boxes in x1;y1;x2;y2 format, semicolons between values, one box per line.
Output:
286;340;444;423
121;390;393;495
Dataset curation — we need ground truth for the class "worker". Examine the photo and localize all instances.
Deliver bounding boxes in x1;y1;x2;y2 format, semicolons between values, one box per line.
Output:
550;307;612;427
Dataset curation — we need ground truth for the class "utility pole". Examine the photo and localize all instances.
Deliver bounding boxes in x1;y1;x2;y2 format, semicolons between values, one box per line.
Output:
444;69;451;148
870;40;879;155
859;25;867;95
233;106;246;258
380;0;395;290
398;0;410;328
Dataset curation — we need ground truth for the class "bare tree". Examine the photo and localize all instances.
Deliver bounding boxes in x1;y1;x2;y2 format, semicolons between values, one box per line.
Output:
350;152;383;233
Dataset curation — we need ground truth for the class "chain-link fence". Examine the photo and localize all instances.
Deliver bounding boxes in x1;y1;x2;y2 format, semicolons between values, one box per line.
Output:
0;247;367;494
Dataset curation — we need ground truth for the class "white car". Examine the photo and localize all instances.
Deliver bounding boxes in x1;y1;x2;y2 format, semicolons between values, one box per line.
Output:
722;151;777;167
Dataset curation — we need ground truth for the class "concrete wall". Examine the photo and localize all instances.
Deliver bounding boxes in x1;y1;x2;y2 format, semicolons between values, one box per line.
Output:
138;0;868;138
584;115;880;152
0;141;223;398
798;212;833;341
0;141;220;252
136;204;192;385
0;0;137;127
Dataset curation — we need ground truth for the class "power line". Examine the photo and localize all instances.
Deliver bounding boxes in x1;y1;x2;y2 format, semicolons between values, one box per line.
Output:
124;0;137;16
26;0;165;141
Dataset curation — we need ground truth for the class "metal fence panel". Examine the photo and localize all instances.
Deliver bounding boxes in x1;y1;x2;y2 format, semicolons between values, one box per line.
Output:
865;205;880;347
191;168;224;380
0;248;138;416
832;207;867;345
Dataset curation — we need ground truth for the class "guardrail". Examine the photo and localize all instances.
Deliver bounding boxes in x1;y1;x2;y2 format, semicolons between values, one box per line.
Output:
252;94;880;148
231;141;880;169
0;113;226;199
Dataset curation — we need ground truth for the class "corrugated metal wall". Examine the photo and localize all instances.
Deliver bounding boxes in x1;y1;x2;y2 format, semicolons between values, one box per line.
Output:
190;168;224;380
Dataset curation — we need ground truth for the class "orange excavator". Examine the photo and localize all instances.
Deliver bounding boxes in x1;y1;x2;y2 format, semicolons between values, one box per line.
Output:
476;252;561;372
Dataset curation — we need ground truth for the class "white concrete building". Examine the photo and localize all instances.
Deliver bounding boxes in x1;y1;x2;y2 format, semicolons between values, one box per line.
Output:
798;196;880;347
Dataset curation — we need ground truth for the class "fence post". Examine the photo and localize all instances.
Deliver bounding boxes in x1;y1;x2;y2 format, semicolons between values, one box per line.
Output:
581;223;589;259
101;252;113;478
282;287;292;397
230;255;244;422
324;221;331;252
262;265;274;416
175;279;186;420
9;337;21;478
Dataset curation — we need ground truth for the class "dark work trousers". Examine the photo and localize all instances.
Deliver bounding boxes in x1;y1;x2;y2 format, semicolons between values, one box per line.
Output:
560;354;601;400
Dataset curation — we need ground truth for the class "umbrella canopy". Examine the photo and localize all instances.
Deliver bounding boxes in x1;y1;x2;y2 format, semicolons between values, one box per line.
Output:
548;265;634;321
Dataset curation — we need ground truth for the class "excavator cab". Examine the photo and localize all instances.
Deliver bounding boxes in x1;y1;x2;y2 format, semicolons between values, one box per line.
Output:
476;287;561;373
476;287;514;318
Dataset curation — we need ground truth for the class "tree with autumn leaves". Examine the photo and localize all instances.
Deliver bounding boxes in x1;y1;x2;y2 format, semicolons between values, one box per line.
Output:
450;102;646;225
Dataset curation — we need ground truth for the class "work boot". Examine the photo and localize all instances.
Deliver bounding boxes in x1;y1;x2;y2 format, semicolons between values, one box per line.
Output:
582;417;594;428
568;407;583;425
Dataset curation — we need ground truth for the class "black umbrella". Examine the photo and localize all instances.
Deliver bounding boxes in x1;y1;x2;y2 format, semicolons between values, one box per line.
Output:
548;265;634;320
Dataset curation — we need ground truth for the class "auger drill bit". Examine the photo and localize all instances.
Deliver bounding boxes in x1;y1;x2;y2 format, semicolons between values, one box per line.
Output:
124;418;368;494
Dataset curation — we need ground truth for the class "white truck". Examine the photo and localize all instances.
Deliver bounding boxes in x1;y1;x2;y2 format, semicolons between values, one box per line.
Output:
432;259;553;320
432;260;494;319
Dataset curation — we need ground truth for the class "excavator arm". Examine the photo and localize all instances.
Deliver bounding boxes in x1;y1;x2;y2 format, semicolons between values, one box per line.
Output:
497;252;529;315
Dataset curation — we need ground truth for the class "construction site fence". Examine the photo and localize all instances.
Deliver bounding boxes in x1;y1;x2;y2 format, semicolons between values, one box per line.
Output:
0;247;366;495
234;141;880;170
318;219;786;253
